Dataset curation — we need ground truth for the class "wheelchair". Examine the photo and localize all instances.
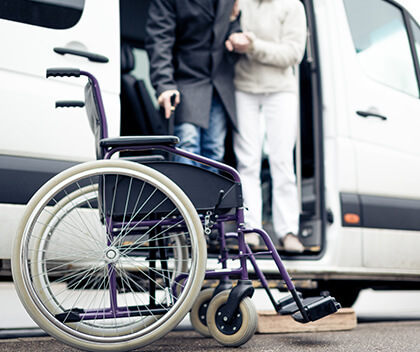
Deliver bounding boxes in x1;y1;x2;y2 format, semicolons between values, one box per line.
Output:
11;69;341;351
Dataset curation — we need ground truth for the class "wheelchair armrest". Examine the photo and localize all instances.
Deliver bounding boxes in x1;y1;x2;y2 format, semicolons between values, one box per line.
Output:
100;135;179;148
119;155;166;163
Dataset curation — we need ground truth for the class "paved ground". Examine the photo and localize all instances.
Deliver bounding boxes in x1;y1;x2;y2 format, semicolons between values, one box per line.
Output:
1;283;420;351
1;320;420;352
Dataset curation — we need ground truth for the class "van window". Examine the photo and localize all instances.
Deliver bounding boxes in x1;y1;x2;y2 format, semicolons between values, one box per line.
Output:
411;18;420;68
0;0;85;29
131;47;158;108
344;0;419;97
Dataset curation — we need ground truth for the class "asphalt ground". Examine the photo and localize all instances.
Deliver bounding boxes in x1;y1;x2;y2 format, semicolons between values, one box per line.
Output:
2;283;420;351
1;320;420;352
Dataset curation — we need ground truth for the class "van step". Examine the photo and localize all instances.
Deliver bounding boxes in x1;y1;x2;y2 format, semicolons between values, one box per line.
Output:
257;308;356;333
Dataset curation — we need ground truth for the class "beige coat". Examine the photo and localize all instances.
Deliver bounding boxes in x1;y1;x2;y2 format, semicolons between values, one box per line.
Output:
234;0;307;94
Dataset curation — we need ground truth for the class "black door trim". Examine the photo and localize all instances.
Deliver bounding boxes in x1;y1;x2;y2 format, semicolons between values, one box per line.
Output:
341;192;420;231
0;155;77;205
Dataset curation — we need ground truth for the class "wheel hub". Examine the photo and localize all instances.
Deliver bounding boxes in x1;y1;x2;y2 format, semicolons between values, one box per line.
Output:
104;247;120;263
215;305;243;335
199;300;211;325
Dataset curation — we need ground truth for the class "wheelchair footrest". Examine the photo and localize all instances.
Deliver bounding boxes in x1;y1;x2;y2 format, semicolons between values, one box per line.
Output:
277;291;303;311
292;295;341;323
278;295;319;315
56;308;84;323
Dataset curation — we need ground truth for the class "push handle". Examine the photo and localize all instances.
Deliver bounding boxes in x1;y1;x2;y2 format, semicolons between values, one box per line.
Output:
170;93;177;109
55;101;85;108
53;47;109;63
46;68;81;78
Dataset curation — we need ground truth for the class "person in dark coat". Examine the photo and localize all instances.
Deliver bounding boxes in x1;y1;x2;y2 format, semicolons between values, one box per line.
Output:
145;0;249;167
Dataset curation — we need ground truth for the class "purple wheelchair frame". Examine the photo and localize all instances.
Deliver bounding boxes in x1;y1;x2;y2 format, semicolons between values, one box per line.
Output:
47;68;340;325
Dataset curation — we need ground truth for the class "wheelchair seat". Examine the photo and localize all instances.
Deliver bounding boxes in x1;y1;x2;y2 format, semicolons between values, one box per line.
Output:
101;161;242;220
144;161;242;213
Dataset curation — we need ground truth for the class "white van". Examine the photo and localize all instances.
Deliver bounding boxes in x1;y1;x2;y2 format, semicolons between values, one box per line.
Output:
1;0;420;307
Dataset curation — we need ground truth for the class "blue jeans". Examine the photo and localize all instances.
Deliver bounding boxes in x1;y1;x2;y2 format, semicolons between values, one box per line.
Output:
174;92;227;171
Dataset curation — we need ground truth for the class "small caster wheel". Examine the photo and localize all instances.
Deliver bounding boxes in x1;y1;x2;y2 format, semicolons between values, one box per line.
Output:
206;291;257;347
190;288;215;337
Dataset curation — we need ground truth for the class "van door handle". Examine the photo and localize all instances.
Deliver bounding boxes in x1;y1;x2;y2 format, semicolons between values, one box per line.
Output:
356;110;387;121
53;47;109;63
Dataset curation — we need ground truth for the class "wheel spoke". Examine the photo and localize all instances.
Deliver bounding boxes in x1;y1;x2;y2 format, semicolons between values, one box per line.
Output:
13;161;205;350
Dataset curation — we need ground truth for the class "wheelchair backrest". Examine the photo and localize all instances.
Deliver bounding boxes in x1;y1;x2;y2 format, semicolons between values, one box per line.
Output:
46;68;109;160
84;79;108;159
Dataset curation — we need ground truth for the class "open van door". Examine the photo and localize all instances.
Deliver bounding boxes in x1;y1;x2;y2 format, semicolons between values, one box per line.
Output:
0;0;120;162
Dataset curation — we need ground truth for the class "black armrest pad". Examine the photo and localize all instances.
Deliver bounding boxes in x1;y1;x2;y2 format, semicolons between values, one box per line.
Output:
100;135;179;148
120;155;166;163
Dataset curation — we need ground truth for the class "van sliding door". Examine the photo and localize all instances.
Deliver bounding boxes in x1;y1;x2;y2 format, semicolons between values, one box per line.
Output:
343;0;420;270
0;0;120;162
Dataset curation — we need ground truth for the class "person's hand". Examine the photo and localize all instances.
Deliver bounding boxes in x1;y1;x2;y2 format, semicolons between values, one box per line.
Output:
225;32;251;53
157;90;180;119
230;0;239;21
225;38;234;52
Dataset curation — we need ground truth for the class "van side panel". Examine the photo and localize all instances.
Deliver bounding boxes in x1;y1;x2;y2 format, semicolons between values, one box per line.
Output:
0;0;120;260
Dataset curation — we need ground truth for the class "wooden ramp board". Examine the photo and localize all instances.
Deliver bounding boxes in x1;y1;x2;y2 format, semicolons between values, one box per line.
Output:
257;308;357;334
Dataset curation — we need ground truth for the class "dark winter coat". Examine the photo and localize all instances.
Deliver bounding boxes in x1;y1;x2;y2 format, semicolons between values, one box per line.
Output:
145;0;240;129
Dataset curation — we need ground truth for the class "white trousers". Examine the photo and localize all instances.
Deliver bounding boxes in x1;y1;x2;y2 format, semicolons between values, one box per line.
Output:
233;90;299;239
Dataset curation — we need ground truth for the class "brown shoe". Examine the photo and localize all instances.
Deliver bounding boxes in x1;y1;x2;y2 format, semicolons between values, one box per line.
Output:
282;233;304;253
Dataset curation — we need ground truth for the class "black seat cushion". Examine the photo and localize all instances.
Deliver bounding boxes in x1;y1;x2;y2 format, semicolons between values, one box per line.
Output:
120;44;167;136
102;161;242;219
145;161;243;212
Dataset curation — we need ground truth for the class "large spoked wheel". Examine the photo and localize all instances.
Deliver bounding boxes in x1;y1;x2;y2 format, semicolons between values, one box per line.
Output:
12;160;206;352
206;291;257;347
190;288;215;337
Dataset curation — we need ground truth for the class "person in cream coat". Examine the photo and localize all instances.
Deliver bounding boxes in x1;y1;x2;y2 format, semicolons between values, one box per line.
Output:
228;0;307;252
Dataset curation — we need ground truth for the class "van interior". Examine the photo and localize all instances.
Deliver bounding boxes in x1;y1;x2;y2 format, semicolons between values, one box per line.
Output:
119;0;325;258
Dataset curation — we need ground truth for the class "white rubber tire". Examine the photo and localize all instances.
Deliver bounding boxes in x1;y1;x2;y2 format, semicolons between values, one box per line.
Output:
12;160;207;351
190;288;215;337
206;290;257;347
